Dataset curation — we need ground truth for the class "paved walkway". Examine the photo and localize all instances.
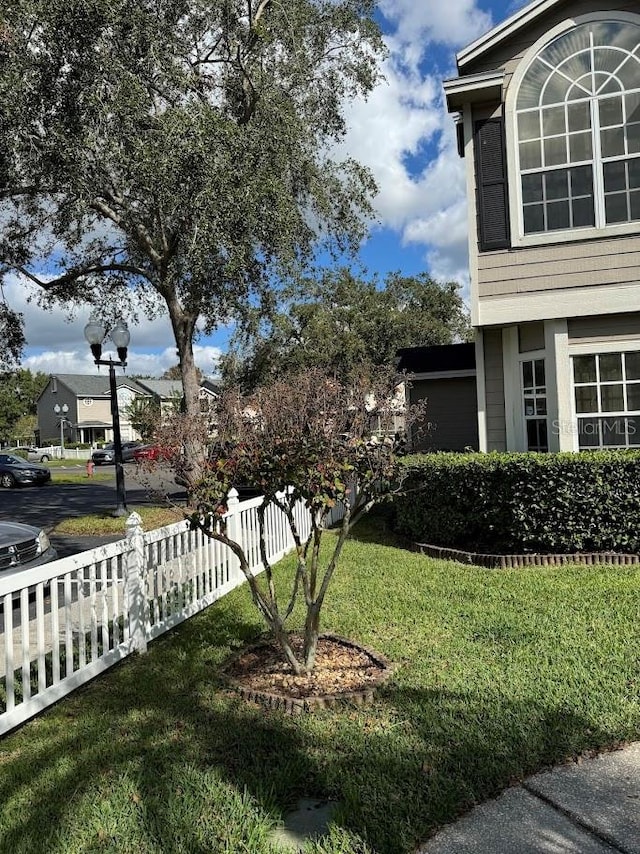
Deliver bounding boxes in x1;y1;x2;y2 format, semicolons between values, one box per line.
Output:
418;743;640;853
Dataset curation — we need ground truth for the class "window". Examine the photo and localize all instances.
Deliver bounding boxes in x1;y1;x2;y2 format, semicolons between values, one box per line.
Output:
572;351;640;448
522;358;548;451
515;20;640;237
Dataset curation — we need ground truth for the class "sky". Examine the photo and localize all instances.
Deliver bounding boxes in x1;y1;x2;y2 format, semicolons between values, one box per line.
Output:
8;0;523;379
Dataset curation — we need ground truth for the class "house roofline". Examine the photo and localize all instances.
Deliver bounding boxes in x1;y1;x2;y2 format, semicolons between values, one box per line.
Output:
443;69;505;112
408;369;477;381
457;0;563;69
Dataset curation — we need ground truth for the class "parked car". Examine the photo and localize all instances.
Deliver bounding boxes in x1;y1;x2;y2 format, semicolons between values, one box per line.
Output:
91;441;142;465
133;444;169;462
0;453;52;488
8;446;52;463
0;521;57;578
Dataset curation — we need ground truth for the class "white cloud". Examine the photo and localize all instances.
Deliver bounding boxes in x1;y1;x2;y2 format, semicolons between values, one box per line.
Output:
21;343;222;379
336;1;493;292
5;275;220;377
379;0;492;51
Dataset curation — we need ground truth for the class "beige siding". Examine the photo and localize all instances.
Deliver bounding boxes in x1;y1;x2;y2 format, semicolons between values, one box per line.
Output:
568;313;640;343
77;399;112;425
464;0;638;80
410;377;479;451
478;235;640;298
483;329;507;451
464;3;640;302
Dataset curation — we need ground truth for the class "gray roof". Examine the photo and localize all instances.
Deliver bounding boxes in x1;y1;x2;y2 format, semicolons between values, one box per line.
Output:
201;379;221;396
42;373;216;401
136;379;184;398
53;374;150;398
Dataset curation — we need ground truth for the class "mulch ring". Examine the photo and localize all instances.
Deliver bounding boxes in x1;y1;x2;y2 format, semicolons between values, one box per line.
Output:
221;633;394;715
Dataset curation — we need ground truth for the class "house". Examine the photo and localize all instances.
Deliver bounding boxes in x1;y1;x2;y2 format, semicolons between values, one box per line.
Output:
37;374;152;446
36;374;221;446
397;343;479;451
199;379;221;416
444;0;640;453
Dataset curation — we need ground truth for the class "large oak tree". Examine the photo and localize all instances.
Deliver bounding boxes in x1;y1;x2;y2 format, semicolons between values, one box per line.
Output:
220;268;471;390
0;0;384;482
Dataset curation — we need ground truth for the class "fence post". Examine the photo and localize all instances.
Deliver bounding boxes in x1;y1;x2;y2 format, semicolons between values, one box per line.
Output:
126;511;148;654
225;488;242;582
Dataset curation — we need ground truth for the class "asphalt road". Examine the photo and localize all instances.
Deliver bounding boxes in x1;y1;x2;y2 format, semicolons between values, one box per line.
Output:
0;464;187;558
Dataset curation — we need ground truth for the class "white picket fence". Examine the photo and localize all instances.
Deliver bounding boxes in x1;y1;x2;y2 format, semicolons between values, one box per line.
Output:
30;446;92;460
0;488;330;737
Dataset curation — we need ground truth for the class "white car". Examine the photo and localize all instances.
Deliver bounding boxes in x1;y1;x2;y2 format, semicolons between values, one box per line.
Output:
8;446;52;463
0;521;57;580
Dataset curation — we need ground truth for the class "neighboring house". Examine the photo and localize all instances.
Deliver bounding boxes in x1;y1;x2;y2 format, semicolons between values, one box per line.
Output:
36;374;220;445
129;379;184;418
397;343;479;451
37;374;151;446
199;379;221;416
444;0;640;453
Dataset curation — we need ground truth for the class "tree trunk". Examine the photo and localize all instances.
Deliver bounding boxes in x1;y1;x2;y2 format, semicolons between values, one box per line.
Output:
166;296;206;495
303;602;321;673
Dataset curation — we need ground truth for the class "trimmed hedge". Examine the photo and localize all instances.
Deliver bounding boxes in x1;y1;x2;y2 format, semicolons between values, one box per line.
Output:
393;451;640;554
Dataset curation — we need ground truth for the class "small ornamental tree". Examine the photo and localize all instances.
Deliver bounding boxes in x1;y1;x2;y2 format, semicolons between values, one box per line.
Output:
154;369;421;675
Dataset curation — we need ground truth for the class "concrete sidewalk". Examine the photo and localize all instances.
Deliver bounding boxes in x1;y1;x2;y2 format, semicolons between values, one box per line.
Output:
418;743;640;854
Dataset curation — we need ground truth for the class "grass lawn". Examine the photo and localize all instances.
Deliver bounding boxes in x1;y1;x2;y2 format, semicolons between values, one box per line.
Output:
50;470;114;485
0;516;638;854
51;506;185;536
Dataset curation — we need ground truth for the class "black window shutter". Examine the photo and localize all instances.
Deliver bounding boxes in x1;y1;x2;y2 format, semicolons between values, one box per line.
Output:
474;118;511;251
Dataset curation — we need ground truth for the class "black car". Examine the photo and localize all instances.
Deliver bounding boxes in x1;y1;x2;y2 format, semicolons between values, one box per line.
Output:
0;453;52;488
91;441;142;465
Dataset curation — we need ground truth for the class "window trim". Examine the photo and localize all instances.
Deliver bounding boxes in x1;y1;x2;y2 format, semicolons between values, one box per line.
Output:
505;11;640;248
518;347;548;451
570;349;640;449
568;339;640;450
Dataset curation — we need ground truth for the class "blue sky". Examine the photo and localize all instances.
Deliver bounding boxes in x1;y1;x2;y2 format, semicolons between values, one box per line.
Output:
11;0;523;378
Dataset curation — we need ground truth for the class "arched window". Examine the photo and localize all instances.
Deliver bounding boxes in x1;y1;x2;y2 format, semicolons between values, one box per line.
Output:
515;20;640;236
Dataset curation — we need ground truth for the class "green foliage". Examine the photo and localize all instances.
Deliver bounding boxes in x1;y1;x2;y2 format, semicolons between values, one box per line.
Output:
0;302;25;370
124;396;161;441
394;451;640;554
221;268;470;390
161;364;202;382
0;368;48;443
0;0;384;405
0;521;638;853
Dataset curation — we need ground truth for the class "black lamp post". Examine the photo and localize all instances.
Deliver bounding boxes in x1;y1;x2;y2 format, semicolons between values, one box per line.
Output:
84;318;131;517
53;402;70;457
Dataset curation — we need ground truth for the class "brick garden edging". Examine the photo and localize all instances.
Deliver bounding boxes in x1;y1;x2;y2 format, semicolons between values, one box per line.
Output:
412;541;640;568
221;633;395;716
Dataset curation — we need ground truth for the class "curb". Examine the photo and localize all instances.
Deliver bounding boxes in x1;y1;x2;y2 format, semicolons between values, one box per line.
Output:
411;541;640;568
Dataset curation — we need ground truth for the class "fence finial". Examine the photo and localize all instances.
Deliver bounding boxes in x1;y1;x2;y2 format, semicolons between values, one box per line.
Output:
126;511;143;535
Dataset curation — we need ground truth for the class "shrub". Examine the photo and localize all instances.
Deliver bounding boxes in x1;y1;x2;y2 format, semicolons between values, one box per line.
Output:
154;368;422;675
393;451;640;554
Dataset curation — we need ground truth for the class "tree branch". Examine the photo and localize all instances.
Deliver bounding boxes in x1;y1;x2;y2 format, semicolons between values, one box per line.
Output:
14;262;152;291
